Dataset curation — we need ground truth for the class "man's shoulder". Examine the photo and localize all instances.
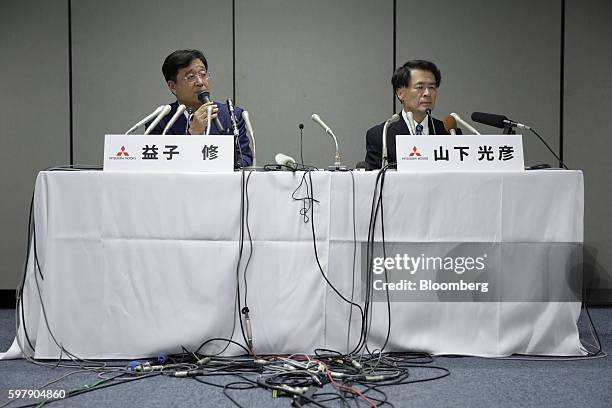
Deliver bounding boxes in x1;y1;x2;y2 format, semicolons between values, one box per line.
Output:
366;121;385;136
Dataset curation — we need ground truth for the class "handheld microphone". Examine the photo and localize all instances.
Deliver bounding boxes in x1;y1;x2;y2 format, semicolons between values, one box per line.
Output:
143;105;172;135
382;113;400;167
450;112;481;135
197;91;224;132
162;104;186;135
125;105;164;134
470;112;531;130
311;113;341;167
242;110;257;167
204;105;212;135
226;98;239;137
275;153;297;168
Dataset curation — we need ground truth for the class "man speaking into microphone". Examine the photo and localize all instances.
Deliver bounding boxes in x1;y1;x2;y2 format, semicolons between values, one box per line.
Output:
364;60;450;169
148;49;252;167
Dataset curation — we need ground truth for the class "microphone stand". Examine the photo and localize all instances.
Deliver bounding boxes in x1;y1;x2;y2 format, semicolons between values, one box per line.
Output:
503;121;516;135
426;108;436;135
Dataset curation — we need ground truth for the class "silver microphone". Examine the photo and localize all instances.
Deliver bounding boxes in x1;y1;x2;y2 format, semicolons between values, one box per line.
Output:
382;113;400;168
311;113;341;167
162;104;187;135
125;105;164;134
242;110;257;167
405;111;417;135
450;113;481;135
226;98;239;137
275;153;297;169
144;105;172;135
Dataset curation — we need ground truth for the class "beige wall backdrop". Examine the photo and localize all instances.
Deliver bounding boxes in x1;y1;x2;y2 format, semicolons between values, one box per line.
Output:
1;0;611;301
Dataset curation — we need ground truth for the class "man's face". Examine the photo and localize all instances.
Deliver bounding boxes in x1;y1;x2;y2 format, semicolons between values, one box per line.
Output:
396;69;438;119
167;58;209;109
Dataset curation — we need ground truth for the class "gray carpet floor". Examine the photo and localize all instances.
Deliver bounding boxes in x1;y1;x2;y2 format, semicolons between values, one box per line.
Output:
1;307;611;407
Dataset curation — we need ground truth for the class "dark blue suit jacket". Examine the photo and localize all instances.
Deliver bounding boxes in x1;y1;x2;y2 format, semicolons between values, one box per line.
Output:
147;101;253;167
365;116;454;170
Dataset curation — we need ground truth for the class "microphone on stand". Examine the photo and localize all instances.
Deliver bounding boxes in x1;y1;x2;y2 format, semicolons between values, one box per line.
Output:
162;104;187;135
226;98;239;137
471;111;531;131
144;105;172;135
242;110;257;167
382;113;400;168
442;114;458;135
426;108;436;135
450;112;481;135
125;105;164;134
471;111;568;169
311;113;343;169
197;91;224;132
405;111;417;135
298;123;305;166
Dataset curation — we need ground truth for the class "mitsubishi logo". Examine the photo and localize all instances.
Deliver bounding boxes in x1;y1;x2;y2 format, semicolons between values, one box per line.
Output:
408;146;422;157
116;146;129;157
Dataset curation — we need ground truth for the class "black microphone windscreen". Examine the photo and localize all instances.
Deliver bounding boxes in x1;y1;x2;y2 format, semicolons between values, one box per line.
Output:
197;91;210;103
471;112;508;129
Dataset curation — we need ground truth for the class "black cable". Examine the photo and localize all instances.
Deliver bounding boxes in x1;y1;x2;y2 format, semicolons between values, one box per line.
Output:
529;127;569;169
362;165;393;354
242;171;255;307
12;372;160;408
346;171;358;352
233;169;252;353
15;190;36;352
299;170;366;356
255;377;331;408
222;381;255;408
196;338;251;356
582;302;603;356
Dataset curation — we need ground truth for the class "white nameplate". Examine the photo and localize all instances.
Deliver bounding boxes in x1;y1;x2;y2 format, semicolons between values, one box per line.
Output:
103;135;235;172
396;135;524;172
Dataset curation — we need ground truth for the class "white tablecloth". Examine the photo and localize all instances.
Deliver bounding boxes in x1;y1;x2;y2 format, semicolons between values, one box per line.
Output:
2;170;585;359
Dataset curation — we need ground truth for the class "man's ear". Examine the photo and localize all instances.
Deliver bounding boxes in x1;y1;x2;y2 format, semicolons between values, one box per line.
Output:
167;80;177;96
395;88;404;103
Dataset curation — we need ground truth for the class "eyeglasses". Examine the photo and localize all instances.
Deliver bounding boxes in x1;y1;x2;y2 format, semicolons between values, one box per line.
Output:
182;70;211;84
411;84;438;94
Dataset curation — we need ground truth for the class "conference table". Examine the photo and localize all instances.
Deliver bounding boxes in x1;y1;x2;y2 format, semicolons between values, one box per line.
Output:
2;169;585;359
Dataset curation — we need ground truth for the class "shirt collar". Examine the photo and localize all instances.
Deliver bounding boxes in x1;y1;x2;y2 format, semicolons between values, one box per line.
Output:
402;110;429;135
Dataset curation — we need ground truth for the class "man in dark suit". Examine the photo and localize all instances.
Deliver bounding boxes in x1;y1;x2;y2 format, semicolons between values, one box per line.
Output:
148;49;253;167
365;60;450;170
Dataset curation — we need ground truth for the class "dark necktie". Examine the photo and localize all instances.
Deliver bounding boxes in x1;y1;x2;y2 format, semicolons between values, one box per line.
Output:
415;124;423;135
